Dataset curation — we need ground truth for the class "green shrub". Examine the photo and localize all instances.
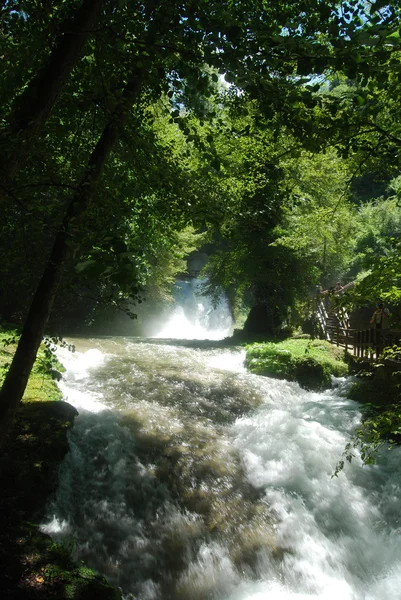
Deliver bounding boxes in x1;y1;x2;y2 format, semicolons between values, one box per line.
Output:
293;357;332;391
245;338;348;390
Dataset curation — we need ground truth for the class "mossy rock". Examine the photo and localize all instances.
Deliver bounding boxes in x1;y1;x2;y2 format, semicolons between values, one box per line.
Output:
293;357;332;391
55;568;122;600
245;338;347;390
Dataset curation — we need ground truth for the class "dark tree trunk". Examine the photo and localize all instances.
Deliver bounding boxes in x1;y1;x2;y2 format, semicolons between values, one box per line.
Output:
0;0;106;202
243;303;279;335
0;74;144;447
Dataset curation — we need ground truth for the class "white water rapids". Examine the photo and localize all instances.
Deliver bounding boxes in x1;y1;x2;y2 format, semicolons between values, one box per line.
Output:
41;297;401;600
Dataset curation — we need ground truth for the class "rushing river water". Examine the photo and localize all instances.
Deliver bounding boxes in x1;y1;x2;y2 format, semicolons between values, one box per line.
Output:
42;293;401;600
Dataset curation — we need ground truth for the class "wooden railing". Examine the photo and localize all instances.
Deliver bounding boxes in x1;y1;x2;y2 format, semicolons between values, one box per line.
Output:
326;325;354;353
316;299;350;341
327;327;401;360
315;283;400;361
316;281;354;349
316;300;330;338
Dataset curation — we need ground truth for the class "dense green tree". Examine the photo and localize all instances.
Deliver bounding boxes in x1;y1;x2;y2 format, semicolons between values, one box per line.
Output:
0;0;107;202
2;0;401;442
274;150;357;285
343;239;401;324
198;99;359;333
350;194;401;276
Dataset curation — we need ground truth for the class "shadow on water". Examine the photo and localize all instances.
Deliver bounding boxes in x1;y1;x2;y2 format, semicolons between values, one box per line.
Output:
43;402;279;599
99;363;262;426
122;414;282;599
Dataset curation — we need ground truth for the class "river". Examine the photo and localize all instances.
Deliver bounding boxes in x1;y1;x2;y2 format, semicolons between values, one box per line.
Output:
42;285;401;600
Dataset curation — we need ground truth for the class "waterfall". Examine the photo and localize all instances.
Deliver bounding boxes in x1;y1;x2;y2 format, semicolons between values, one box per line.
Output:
153;279;233;340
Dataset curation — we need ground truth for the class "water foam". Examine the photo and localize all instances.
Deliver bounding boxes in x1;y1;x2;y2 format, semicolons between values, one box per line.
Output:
230;379;401;600
207;350;246;373
45;341;401;600
153;279;233;340
56;346;108;412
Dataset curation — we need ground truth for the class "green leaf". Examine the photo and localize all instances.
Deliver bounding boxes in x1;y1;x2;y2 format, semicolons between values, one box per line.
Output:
75;260;97;273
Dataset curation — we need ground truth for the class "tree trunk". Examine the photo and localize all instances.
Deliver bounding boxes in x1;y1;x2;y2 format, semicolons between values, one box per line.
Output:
0;73;144;447
0;0;106;202
243;303;279;335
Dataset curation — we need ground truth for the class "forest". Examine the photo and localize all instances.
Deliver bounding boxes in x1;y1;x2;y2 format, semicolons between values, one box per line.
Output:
1;0;401;430
2;1;401;598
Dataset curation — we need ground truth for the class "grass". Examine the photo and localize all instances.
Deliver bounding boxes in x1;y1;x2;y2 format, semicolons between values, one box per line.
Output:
0;327;63;404
245;337;348;390
0;326;121;600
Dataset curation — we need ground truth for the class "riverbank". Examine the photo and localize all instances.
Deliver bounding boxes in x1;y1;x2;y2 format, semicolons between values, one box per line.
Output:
245;337;348;390
0;327;121;600
338;354;401;466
